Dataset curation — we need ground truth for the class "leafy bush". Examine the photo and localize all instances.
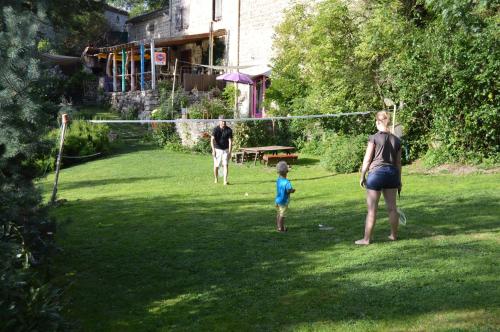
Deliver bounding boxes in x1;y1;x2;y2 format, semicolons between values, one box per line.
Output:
232;120;292;151
222;84;240;110
163;134;189;153
191;133;212;154
188;97;231;119
1;242;68;332
150;123;179;148
63;120;110;160
157;80;188;118
320;134;367;173
120;105;138;120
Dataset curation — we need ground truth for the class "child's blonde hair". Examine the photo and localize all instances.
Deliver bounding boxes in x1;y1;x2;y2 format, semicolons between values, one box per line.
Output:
276;161;289;175
376;111;391;128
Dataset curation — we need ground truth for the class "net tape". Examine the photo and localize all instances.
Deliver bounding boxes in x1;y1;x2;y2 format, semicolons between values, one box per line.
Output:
89;111;375;124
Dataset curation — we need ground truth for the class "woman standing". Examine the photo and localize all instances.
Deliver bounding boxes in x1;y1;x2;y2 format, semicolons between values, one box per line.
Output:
356;111;402;245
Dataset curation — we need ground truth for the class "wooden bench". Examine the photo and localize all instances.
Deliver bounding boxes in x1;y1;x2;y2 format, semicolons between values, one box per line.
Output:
262;154;298;166
231;151;245;164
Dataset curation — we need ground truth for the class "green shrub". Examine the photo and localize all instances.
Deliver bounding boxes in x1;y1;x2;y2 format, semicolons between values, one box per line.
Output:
1;243;68;331
320;134;367;173
63;120;110;158
163;134;189;153
120;105;138;120
157;80;188;118
222;84;239;110
188;97;231;119
232;120;292;151
423;145;456;168
34;120;111;171
150;123;179;148
192;133;212;154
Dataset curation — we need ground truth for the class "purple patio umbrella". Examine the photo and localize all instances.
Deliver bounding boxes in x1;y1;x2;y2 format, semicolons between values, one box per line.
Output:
216;72;254;113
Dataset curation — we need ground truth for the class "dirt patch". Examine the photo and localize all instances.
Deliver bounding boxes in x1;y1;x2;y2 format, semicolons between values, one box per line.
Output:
406;159;500;175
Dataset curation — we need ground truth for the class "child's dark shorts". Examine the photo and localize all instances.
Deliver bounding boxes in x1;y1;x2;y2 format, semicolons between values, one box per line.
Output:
366;166;400;191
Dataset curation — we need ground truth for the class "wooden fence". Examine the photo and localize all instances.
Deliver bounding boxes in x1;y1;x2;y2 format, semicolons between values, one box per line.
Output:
183;74;226;92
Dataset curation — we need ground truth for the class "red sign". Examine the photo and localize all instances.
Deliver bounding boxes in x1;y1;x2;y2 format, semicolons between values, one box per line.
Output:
154;52;167;65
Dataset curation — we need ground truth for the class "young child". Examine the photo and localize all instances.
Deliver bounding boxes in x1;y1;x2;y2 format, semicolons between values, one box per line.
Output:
275;161;296;232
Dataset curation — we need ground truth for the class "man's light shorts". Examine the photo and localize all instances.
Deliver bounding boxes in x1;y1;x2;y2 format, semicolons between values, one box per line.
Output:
276;204;288;217
214;148;230;167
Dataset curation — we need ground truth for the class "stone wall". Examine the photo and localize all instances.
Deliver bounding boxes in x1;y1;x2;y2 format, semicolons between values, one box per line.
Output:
176;121;235;147
107;90;159;118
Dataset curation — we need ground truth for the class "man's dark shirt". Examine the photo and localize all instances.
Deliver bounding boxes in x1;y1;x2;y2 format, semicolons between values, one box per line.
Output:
212;126;233;150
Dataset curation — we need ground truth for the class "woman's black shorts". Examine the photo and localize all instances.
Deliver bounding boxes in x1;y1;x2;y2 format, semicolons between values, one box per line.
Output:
366;165;400;191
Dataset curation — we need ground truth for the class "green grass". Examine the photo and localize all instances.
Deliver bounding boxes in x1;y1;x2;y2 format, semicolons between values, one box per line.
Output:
38;147;500;331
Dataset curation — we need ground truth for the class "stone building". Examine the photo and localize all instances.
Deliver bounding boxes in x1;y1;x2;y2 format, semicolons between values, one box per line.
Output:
83;0;305;117
103;4;129;44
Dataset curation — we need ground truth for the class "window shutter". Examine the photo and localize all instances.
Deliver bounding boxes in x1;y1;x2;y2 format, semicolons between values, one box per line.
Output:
175;6;182;30
182;6;189;29
213;0;222;21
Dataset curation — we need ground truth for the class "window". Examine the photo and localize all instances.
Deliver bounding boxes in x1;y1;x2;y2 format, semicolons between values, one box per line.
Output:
175;6;189;30
212;0;222;21
147;23;155;33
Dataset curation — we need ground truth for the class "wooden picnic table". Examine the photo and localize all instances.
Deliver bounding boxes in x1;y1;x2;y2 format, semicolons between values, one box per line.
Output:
240;146;296;165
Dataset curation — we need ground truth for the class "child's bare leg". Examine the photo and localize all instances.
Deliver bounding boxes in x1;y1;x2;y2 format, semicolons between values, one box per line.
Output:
383;188;399;240
355;189;381;245
276;211;280;231
278;216;286;232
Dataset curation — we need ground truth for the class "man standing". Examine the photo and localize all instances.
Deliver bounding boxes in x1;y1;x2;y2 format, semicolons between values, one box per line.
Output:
211;115;233;185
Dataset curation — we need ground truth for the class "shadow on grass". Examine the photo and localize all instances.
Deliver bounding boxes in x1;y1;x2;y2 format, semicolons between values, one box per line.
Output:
53;192;500;330
58;176;172;191
294;157;320;166
108;141;159;156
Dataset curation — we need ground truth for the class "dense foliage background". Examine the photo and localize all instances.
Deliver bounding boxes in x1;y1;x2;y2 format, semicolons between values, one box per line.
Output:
268;0;499;166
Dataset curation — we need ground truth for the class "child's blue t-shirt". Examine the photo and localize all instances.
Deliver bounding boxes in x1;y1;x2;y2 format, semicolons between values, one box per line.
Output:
275;176;293;206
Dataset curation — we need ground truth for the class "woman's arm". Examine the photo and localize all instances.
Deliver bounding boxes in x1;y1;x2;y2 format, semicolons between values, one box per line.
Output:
360;142;375;188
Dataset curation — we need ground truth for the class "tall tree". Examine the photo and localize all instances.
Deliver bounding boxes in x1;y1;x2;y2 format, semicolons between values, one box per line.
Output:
45;0;109;55
0;1;63;329
107;0;169;17
269;0;499;163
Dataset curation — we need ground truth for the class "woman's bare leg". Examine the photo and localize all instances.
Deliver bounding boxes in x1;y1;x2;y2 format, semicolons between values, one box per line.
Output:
383;188;399;240
355;189;381;245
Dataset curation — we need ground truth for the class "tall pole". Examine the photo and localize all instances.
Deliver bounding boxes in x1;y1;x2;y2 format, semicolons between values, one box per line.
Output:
121;48;126;92
151;39;156;90
234;82;238;117
237;0;241;70
113;53;117;92
51;114;69;204
140;43;145;91
171;58;178;118
131;48;135;91
209;21;214;75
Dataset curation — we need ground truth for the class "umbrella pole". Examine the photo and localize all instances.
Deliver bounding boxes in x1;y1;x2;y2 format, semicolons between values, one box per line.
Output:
234;82;238;117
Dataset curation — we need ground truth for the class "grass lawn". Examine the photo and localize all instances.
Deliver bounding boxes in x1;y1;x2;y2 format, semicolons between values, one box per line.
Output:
38;144;500;331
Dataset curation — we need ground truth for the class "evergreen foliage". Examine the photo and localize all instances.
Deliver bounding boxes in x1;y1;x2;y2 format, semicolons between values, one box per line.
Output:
0;2;64;329
106;0;169;17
